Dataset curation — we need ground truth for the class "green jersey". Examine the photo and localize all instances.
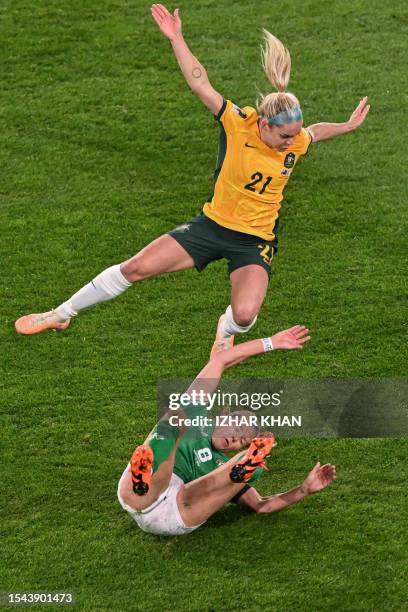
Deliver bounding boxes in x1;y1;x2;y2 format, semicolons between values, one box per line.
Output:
147;407;229;483
171;438;263;485
147;404;264;485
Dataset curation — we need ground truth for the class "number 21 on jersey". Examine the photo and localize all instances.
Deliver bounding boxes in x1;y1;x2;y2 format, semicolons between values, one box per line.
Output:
244;172;273;195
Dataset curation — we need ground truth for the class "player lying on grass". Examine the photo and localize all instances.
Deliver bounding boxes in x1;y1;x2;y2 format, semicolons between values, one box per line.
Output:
117;325;336;535
16;4;369;359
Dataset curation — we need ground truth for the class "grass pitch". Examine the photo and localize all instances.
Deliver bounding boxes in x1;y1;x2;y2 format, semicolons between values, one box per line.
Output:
1;0;407;610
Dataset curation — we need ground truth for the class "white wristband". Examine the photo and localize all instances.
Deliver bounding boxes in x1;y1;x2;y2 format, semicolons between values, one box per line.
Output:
262;337;274;352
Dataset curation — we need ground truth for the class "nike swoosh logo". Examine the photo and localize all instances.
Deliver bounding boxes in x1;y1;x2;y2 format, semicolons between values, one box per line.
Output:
245;143;257;148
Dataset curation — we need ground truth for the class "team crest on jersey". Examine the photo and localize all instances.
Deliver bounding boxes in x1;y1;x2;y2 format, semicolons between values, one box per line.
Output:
281;169;290;176
215;459;226;467
284;152;296;168
173;223;191;233
232;104;247;119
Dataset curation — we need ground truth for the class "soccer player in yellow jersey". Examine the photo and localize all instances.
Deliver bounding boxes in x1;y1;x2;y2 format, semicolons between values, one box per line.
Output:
15;4;370;348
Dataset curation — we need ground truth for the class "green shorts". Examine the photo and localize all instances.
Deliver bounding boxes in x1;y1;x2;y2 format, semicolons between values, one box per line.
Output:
168;213;278;276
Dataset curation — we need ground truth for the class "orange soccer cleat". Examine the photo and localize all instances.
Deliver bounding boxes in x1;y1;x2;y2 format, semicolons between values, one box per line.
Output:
209;314;234;360
15;311;70;336
230;435;277;483
129;444;154;496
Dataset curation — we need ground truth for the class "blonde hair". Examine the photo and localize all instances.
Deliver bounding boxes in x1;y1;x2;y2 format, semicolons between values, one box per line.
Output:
257;29;300;119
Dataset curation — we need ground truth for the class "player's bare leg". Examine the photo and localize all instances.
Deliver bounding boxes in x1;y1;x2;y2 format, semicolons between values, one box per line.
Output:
118;432;184;512
120;234;195;282
15;235;194;335
210;265;269;357
177;435;276;527
230;265;269;328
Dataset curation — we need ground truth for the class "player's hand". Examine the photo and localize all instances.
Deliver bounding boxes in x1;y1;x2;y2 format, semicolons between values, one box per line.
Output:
347;96;370;130
301;462;336;495
270;325;310;350
151;4;182;41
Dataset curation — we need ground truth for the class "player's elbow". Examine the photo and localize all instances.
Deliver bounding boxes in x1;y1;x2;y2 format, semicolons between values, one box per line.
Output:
238;491;265;513
247;500;273;514
255;503;270;514
256;497;285;514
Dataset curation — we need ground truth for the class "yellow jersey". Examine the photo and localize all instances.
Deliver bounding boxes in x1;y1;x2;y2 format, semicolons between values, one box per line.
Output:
203;99;311;241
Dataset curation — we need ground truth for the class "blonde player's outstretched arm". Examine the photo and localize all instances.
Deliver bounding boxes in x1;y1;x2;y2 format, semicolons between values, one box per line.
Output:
151;4;223;115
307;96;370;143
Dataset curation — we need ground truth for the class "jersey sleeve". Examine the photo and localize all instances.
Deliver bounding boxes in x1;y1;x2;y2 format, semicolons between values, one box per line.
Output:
215;99;251;133
295;127;312;156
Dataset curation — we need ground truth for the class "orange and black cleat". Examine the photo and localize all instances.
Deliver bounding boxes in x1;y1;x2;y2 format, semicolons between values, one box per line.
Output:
129;444;154;496
230;435;276;483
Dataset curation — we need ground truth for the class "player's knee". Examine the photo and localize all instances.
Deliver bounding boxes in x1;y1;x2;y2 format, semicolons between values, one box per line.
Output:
232;304;258;328
121;256;151;282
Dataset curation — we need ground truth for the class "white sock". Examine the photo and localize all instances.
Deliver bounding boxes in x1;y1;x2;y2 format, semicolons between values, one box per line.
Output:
54;264;132;319
220;305;257;337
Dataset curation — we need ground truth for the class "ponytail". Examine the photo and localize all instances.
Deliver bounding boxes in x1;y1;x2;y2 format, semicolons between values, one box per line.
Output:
261;29;291;93
257;29;301;121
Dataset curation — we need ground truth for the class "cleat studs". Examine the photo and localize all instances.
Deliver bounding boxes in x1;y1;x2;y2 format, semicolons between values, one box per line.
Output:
230;464;246;483
133;481;149;496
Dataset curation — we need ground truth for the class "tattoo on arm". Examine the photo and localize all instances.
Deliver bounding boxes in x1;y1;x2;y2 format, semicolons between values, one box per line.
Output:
192;67;202;79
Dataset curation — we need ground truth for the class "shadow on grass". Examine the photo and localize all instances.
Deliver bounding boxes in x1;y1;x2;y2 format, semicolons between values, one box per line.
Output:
203;504;279;531
118;503;279;544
